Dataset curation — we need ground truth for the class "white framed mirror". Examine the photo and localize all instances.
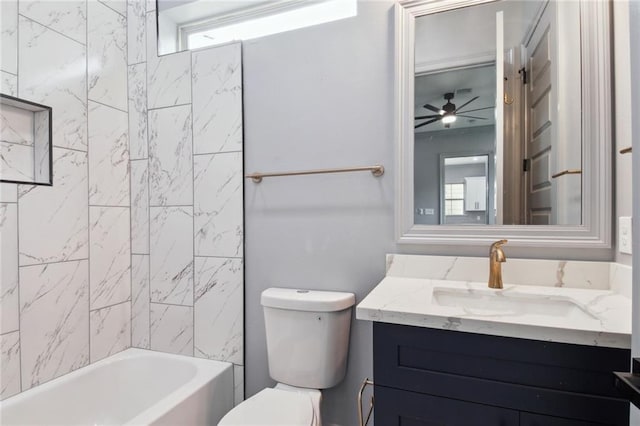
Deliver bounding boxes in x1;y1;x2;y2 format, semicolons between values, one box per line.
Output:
395;0;612;249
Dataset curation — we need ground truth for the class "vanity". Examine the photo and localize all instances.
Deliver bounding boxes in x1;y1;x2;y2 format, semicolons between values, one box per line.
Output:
357;255;632;425
365;0;630;422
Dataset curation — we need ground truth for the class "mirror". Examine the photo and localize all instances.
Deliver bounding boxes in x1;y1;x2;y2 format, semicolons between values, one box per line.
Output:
396;0;612;248
156;0;357;56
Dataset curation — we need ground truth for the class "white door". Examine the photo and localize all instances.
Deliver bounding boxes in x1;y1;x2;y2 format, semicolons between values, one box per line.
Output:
495;10;504;225
501;45;525;225
524;2;556;225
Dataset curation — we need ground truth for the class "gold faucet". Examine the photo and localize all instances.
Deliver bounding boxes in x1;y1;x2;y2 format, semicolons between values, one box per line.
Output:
488;239;508;289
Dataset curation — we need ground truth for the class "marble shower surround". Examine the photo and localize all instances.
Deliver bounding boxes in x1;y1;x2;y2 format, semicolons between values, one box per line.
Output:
128;1;245;406
1;0;245;404
1;0;130;400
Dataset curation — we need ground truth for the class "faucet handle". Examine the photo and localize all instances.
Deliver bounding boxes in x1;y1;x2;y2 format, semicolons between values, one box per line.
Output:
490;239;508;251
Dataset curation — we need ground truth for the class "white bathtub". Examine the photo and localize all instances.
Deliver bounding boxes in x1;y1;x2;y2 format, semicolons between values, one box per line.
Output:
0;348;234;425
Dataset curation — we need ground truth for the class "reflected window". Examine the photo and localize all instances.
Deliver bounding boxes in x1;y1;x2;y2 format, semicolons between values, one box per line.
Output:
444;184;464;216
441;155;490;225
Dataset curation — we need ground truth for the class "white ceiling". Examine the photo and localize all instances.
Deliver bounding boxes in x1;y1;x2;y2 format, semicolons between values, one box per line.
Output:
414;64;496;132
414;0;543;69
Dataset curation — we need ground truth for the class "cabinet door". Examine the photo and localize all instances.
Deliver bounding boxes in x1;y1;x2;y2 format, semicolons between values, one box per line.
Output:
520;412;606;426
464;176;487;211
375;386;519;426
374;322;629;425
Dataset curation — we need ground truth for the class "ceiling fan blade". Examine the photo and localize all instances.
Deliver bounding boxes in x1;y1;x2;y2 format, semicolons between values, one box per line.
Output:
456;114;488;120
415;114;440;120
422;103;442;113
456;106;494;114
415;117;441;129
454;96;479;113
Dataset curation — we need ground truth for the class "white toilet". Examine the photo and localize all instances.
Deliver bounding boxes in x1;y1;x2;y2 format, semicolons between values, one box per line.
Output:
218;287;356;426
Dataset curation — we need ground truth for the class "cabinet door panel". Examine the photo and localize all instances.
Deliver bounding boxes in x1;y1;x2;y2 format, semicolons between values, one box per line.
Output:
374;322;628;397
373;323;629;425
464;176;487;211
375;385;519;426
520;412;608;426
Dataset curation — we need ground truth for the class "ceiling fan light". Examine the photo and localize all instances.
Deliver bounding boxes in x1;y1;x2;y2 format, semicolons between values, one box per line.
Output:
442;114;456;124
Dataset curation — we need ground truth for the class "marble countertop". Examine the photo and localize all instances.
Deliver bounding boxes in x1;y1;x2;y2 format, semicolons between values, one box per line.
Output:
356;276;632;348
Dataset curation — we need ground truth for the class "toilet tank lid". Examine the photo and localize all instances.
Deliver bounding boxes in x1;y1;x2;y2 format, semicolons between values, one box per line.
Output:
261;288;356;312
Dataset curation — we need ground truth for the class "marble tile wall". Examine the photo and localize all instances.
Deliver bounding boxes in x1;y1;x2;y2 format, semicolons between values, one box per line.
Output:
1;0;244;405
0;105;38;183
128;1;244;406
0;0;130;400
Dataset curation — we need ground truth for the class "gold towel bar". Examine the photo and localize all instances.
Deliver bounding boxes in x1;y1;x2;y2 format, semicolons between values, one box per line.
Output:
620;146;632;154
245;165;384;183
551;169;582;179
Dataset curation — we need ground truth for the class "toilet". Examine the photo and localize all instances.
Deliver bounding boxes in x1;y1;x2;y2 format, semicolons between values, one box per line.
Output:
218;287;356;426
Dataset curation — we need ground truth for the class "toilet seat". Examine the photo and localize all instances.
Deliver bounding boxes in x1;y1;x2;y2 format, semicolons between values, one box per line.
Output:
218;388;316;426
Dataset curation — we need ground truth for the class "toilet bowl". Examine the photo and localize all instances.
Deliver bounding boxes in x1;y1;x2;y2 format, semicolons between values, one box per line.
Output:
218;383;321;426
218;288;355;426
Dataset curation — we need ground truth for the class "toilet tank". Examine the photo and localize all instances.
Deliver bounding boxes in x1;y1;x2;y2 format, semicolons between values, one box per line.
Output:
261;288;356;389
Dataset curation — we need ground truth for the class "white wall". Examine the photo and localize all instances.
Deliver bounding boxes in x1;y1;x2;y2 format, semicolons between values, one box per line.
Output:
157;12;179;55
243;2;395;424
628;0;640;422
414;126;495;225
614;1;633;267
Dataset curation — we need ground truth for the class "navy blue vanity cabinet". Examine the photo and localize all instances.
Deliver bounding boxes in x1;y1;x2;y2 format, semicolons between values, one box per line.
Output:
519;413;607;426
373;322;630;425
375;385;519;425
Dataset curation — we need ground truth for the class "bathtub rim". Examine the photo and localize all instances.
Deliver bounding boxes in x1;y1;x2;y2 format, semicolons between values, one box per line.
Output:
0;348;234;425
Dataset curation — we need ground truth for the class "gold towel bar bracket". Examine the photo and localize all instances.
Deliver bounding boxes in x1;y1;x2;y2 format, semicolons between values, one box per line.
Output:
620;146;632;154
245;165;385;183
551;169;582;179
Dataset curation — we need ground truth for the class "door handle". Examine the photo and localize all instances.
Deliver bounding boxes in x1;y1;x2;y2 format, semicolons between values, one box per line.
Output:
551;169;582;179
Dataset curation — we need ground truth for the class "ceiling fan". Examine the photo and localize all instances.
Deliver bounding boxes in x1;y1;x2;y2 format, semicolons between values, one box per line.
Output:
415;92;493;129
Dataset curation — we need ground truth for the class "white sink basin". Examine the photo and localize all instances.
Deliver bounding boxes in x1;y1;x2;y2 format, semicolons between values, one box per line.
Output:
432;287;598;321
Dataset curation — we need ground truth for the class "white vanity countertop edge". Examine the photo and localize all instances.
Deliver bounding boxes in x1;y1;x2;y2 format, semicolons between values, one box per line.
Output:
356;277;631;349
